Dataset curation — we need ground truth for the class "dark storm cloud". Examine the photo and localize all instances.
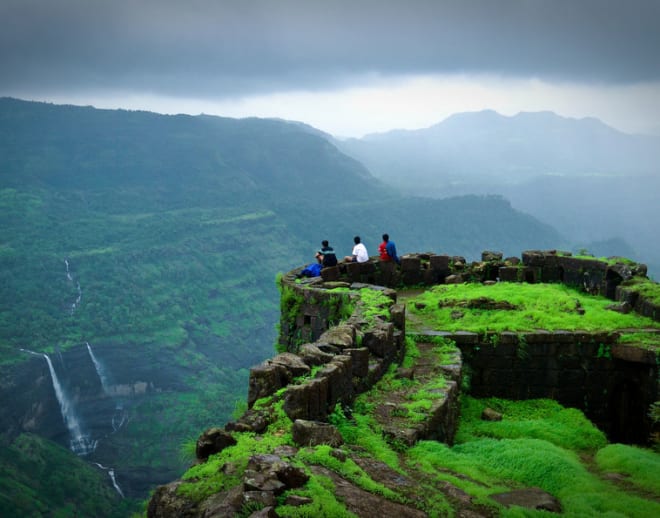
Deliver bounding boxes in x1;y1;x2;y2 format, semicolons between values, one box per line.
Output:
1;0;659;99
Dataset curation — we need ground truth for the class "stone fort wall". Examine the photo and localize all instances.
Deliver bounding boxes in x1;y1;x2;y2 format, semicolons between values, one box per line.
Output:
242;250;658;446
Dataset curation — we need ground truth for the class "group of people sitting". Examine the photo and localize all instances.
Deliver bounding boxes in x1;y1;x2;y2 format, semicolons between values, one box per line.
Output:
300;234;399;277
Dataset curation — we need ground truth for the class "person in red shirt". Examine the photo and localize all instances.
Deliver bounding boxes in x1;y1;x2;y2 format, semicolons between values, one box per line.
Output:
378;233;400;264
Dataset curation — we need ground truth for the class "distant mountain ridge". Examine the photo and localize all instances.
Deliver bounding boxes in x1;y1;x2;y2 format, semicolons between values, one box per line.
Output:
338;110;660;183
0;97;381;202
336;109;660;276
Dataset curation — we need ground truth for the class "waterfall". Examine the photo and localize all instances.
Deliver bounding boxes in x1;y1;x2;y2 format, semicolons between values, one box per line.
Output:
93;463;125;498
21;348;125;496
41;352;97;455
86;342;128;432
64;258;73;281
86;342;110;395
71;282;82;315
64;258;82;314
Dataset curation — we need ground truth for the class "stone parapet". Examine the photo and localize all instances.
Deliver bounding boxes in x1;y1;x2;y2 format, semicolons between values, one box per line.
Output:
244;250;656;446
248;275;407;424
290;251;654;323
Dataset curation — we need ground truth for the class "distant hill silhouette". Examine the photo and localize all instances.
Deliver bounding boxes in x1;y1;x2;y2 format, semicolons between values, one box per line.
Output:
338;110;660;183
337;110;660;276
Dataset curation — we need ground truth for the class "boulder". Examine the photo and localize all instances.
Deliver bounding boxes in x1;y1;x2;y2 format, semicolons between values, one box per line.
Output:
445;274;464;284
242;491;276;508
318;324;356;349
226;408;270;434
482;251;503;262
198;486;244;517
243;469;286;495
481;408;503;422
292;419;344;447
465;297;517;311
196;428;237;461
451;256;467;269
522;250;547;267
283;377;329;421
147;481;197;518
389;303;406;330
320;265;340;281
299;343;334;366
491;488;561;513
344;347;369;378
363;322;394;358
608;262;634;282
268;352;311;378
248;363;289;407
285;495;313;507
606;301;632;314
396;367;415;380
430;254;451;273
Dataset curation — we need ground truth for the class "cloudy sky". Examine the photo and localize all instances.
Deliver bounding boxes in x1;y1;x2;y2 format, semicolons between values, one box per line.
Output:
2;0;660;137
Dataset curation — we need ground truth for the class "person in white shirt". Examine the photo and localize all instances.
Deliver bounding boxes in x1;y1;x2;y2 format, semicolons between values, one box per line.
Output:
343;235;369;263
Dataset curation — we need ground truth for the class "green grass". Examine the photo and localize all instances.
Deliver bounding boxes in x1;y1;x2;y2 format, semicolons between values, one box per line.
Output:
618;332;660;348
456;397;608;452
178;399;294;502
407;283;660;334
595;444;660;495
357;288;393;327
401;336;421;368
296;445;400;501
567;253;637;267
333;406;402;471
619;277;660;306
277;475;356;518
408;397;660;517
173;379;660;517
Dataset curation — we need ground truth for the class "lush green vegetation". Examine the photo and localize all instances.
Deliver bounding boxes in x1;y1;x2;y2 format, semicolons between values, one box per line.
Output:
619;277;660;306
0;98;597;515
406;282;660;334
356;288;393;327
455;397;608;451
174;381;660;516
0;433;136;517
409;396;660;517
619;332;660;348
595;443;660;495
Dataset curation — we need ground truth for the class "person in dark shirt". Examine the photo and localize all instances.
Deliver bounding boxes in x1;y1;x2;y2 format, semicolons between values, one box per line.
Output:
318;240;338;267
378;233;400;264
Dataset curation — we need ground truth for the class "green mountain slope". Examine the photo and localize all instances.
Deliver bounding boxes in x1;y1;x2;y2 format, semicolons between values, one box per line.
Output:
0;98;563;514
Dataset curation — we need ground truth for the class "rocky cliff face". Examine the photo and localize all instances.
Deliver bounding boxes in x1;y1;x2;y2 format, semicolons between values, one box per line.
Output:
147;250;660;517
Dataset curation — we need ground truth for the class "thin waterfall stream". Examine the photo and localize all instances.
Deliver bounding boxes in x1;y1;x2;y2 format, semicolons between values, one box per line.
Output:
64;258;82;315
20;349;97;455
86;342;128;432
93;463;125;498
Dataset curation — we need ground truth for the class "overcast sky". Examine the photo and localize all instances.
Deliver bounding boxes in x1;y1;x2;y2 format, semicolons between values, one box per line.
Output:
2;0;660;137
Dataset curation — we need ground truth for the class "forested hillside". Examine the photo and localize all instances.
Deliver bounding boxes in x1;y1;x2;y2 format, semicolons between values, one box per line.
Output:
0;98;562;516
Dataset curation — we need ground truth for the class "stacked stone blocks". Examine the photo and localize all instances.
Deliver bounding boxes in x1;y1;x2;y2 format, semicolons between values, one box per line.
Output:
249;249;657;447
